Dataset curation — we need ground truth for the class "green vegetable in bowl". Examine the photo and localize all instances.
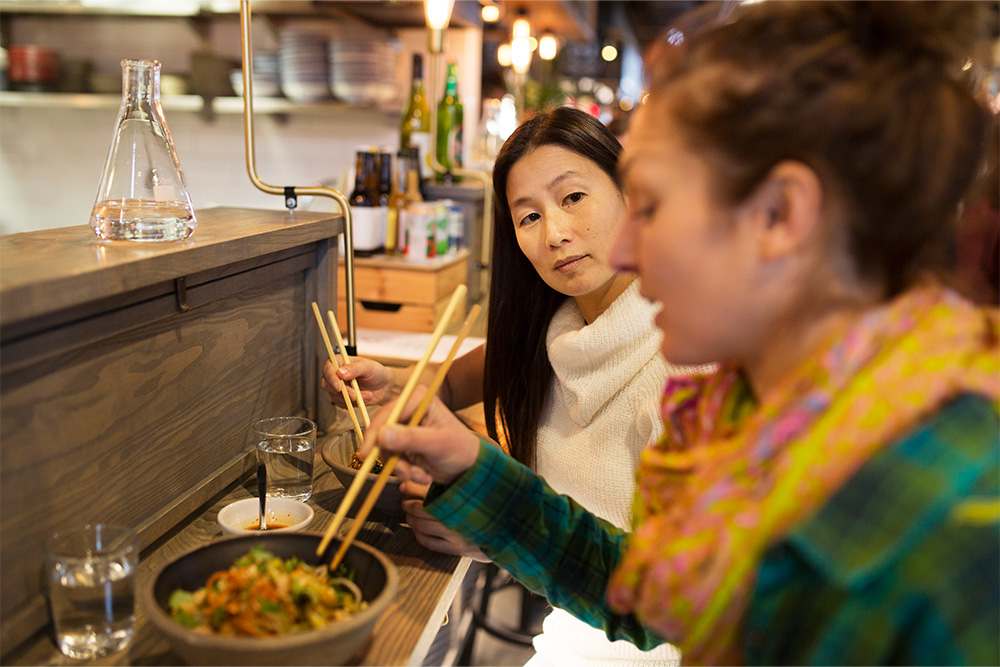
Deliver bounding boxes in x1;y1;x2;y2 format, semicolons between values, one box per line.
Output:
168;546;366;636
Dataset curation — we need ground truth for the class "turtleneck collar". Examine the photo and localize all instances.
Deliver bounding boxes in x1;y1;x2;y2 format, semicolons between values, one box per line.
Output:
546;281;663;424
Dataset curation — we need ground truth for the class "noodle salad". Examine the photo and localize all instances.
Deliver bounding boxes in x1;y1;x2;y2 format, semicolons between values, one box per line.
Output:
168;546;367;636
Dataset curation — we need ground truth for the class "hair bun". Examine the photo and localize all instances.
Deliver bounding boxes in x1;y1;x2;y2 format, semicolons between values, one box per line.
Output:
846;1;992;70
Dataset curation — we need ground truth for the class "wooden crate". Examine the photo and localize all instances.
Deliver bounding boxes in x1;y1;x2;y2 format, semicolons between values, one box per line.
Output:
337;250;469;333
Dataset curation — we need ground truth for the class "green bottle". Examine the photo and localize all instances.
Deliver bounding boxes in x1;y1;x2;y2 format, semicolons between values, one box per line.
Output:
435;61;463;183
401;54;431;181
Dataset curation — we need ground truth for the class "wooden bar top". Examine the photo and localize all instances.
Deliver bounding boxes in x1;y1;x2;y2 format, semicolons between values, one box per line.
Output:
6;429;470;666
0;207;343;328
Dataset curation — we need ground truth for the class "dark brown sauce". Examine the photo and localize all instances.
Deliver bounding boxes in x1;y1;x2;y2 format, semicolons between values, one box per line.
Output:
244;520;289;530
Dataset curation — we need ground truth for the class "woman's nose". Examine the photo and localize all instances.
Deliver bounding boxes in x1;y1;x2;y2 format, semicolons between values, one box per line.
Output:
544;214;572;247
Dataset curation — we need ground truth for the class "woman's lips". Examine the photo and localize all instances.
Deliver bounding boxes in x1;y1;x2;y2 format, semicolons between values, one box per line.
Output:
554;255;586;272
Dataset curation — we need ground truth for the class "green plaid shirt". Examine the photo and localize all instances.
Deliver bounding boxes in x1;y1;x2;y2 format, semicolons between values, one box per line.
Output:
424;394;1000;665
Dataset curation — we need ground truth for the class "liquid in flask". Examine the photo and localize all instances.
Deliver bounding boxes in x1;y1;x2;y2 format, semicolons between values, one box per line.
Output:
90;59;196;242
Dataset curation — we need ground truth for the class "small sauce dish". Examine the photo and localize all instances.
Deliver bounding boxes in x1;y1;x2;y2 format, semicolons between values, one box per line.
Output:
217;497;314;536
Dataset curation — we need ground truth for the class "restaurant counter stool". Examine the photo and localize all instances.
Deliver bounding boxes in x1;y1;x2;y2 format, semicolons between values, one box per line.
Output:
457;561;549;665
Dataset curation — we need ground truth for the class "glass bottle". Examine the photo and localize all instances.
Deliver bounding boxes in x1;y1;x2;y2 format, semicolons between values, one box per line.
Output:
400;54;431;182
90;59;196;242
402;148;425;259
435;61;463;183
350;150;383;256
386;152;408;256
404;148;424;205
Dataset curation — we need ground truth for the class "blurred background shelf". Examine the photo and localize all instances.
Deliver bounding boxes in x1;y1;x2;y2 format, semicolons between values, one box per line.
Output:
0;90;397;115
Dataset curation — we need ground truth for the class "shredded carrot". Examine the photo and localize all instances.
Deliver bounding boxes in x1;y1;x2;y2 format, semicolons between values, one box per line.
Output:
168;546;367;636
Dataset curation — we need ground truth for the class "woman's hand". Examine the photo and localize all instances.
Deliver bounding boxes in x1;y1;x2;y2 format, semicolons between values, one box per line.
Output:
400;481;491;562
360;386;481;486
321;357;395;407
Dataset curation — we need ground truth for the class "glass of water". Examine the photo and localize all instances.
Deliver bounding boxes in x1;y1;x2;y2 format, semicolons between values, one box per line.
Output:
45;524;137;660
253;417;316;502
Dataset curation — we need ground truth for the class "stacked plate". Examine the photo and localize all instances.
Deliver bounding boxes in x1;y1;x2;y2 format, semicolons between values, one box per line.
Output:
229;52;281;98
328;39;399;105
279;29;331;102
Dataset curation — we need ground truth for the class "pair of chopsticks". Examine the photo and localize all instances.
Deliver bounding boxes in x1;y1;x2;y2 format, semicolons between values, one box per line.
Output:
312;302;370;442
316;284;481;570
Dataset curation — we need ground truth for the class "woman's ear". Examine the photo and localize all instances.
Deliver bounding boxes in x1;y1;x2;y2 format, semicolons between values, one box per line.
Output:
750;160;823;262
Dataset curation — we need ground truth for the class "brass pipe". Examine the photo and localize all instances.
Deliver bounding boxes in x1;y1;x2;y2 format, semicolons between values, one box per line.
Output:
238;0;357;351
426;36;493;300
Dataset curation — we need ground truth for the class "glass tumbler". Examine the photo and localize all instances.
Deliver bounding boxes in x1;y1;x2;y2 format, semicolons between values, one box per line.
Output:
45;524;138;660
90;59;196;242
253;417;316;501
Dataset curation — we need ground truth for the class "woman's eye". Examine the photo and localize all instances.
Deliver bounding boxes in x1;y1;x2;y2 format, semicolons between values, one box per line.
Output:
563;192;585;205
519;212;541;226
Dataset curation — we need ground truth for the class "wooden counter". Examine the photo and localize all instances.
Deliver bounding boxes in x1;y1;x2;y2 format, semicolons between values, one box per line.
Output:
5;429;470;666
0;208;349;654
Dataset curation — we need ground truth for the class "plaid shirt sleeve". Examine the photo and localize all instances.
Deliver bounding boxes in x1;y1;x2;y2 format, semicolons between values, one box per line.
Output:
745;393;1000;666
424;439;665;650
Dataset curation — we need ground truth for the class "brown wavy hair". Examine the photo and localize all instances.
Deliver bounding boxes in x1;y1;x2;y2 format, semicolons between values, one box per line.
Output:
645;0;993;298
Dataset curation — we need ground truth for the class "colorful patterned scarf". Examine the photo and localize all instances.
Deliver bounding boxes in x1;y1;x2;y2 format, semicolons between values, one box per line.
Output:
605;285;999;665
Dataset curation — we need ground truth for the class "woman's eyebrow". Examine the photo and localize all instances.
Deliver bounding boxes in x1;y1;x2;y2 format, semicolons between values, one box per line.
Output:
510;170;582;210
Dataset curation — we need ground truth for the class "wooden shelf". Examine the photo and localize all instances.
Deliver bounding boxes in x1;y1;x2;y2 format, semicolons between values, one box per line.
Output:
0;90;398;116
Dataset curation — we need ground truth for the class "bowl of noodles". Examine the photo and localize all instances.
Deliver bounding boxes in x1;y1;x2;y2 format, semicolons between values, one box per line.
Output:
322;430;404;517
141;533;398;665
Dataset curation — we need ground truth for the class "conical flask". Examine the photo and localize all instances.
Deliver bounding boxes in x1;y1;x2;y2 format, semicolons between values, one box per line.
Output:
90;59;196;241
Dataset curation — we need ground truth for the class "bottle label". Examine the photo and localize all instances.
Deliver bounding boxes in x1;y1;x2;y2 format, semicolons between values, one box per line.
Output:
448;125;463;169
411;131;432;181
385;207;399;253
349;205;384;252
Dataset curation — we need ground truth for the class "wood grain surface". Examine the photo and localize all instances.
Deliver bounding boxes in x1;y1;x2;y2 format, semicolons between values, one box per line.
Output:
5;429;470;666
0;208;345;653
0;207;342;327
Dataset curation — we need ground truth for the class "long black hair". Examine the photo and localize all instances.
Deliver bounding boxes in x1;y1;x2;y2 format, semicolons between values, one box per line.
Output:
483;106;623;468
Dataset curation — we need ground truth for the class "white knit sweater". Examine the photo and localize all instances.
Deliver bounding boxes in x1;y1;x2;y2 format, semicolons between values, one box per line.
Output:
526;281;685;667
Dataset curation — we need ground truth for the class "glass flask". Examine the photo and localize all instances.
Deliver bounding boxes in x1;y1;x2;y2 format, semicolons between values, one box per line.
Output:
90;59;196;242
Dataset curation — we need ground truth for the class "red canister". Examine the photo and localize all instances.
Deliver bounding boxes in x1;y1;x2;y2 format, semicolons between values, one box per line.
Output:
8;44;60;91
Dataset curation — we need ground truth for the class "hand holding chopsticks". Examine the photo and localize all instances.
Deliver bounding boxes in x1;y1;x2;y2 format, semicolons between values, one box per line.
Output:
316;284;469;559
311;302;368;443
326;303;482;570
325;308;371;428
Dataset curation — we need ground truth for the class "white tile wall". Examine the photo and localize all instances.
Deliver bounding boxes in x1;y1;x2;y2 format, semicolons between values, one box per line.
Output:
0;13;482;236
0;104;398;235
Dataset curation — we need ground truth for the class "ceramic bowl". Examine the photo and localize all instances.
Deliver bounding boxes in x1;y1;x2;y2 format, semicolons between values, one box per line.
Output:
217;497;314;536
141;533;398;666
322;430;404;517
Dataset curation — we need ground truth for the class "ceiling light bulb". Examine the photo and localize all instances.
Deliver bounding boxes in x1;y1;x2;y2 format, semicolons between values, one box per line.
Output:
424;0;456;30
511;37;532;74
481;3;500;23
513;17;531;40
498;43;513;67
539;34;557;60
601;44;618;61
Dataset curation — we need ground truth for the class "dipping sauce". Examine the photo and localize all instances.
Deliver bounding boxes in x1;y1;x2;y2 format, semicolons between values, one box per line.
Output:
243;520;290;531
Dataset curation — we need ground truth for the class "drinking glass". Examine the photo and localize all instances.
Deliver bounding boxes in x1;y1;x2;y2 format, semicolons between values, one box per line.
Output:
253;417;316;501
45;524;138;659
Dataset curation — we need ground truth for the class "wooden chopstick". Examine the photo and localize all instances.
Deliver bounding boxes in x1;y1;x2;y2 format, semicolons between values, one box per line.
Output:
327;304;482;571
316;284;468;558
326;309;370;428
311;302;364;443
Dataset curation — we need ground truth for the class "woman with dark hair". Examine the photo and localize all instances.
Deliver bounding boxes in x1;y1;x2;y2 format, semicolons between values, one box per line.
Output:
325;106;707;665
357;2;999;665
